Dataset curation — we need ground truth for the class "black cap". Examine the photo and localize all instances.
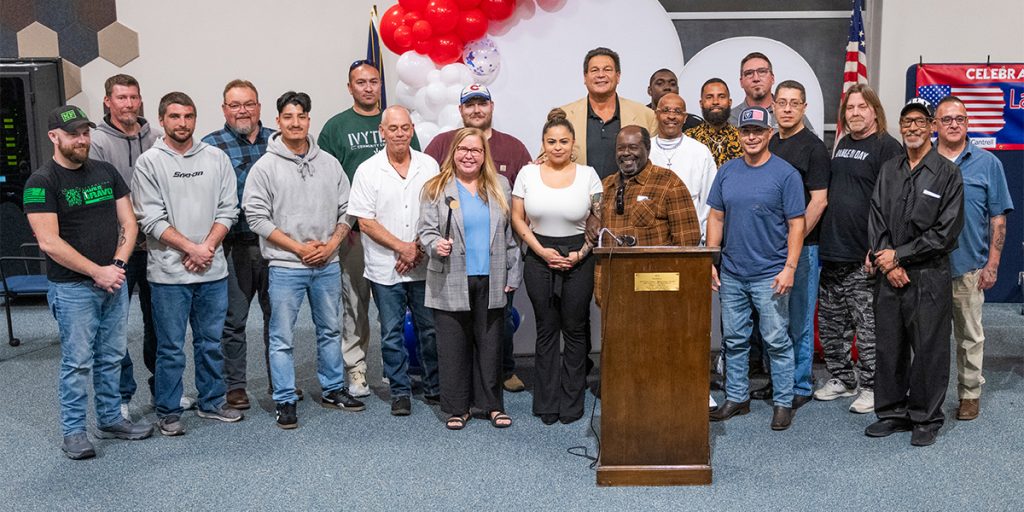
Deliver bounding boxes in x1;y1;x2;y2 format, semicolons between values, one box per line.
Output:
900;97;933;118
48;105;96;132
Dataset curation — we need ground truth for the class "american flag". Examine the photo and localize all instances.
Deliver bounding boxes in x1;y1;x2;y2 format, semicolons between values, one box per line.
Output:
917;84;1006;134
367;6;387;109
835;0;868;145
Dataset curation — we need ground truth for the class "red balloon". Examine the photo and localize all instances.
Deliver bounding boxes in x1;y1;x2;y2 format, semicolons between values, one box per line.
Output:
402;10;423;26
429;34;464;65
380;5;408;54
394;25;414;50
398;0;428;11
412;20;433;40
455;0;481;8
425;0;460;35
479;0;515;21
414;38;433;56
456;8;488;43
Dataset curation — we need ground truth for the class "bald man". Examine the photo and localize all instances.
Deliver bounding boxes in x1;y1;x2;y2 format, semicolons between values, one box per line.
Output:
649;94;717;240
348;106;441;416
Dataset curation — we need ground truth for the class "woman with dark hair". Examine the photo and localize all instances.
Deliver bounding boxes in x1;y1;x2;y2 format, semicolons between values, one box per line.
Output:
511;108;603;425
418;127;522;430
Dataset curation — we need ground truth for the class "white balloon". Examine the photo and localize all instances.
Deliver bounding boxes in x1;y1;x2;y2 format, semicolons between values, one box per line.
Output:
426;82;449;109
437;105;463;130
427;69;442;85
410;110;424;126
396;52;436;89
458;65;476;86
414;87;439;122
416;121;441;148
447;84;464;105
394;81;418;107
441;63;469;86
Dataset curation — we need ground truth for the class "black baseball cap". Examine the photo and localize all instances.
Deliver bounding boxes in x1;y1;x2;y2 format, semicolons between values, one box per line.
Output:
900;97;934;118
48;105;96;132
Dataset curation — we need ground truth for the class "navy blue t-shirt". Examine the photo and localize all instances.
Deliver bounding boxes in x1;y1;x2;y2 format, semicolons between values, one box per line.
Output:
708;154;806;280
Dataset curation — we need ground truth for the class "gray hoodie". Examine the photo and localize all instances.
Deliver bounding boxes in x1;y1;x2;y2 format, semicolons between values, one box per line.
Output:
132;136;239;284
91;116;161;184
243;133;351;268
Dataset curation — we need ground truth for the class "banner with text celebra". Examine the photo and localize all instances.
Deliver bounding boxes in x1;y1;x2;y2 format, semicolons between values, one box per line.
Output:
915;64;1024;151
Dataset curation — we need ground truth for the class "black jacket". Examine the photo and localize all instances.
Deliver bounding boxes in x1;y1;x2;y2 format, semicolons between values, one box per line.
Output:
869;147;964;267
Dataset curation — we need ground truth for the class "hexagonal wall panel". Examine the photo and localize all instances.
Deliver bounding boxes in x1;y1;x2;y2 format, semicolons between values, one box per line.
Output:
17;22;59;58
62;60;82;99
97;21;138;66
0;1;36;32
57;21;99;66
34;0;73;31
76;0;116;31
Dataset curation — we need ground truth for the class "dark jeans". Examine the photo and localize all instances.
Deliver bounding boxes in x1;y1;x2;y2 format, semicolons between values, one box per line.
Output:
369;280;440;398
502;290;516;378
119;250;156;401
220;237;272;391
434;276;504;416
524;234;593;421
874;261;952;430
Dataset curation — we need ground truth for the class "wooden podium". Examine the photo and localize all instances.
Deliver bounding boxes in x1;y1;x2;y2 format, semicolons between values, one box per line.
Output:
594;246;717;486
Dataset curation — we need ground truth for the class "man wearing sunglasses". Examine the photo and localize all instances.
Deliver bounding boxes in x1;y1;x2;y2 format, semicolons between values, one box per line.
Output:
866;98;964;447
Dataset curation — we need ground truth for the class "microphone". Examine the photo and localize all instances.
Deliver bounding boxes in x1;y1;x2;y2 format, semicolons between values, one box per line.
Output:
444;196;458;240
597;228;637;248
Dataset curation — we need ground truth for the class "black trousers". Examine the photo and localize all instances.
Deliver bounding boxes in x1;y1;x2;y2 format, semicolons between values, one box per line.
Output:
525;234;594;421
873;260;952;430
434;276;504;416
119;249;156;400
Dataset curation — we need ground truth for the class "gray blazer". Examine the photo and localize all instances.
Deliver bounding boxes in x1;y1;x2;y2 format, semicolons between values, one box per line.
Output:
418;176;523;312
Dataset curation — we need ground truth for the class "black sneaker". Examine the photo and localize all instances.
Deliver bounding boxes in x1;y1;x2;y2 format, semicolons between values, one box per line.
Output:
62;432;96;460
391;396;412;416
275;402;298;430
423;394;441;405
321;389;365;412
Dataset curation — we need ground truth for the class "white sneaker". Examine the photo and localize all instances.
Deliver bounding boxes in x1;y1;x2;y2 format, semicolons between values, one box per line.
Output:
813;378;858;401
348;371;371;398
180;396;196;410
120;402;131;420
849;389;874;413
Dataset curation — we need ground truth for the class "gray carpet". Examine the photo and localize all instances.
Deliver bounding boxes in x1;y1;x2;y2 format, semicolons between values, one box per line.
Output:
1;298;1022;511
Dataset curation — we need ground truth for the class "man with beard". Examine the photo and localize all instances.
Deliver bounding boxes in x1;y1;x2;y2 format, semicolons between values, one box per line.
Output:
816;84;903;414
649;93;717;239
934;96;1013;421
645;69;703;131
867;98;963;447
132;92;243;436
424;84;532;392
202;80;286;410
686;78;742;168
89;74;168;417
319;60;422;398
25;105;153;459
728;52;815;134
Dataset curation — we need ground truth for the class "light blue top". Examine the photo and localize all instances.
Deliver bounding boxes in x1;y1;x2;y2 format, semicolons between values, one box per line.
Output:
708;154;806;281
456;180;491;277
950;141;1013;278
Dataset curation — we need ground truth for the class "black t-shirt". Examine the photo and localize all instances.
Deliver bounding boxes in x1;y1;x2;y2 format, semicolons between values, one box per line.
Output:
818;132;903;262
769;128;831;245
586;99;621;180
22;158;129;282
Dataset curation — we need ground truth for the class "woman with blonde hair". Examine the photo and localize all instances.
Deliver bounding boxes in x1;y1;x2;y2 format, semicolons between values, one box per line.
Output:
418;127;522;430
511;108;602;425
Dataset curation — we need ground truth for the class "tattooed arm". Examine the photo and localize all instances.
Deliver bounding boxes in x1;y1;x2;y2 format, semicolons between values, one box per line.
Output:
978;214;1006;290
572;192;603;263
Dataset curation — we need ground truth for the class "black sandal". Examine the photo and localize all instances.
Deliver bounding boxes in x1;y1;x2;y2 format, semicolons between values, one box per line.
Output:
446;414;470;431
489;411;512;429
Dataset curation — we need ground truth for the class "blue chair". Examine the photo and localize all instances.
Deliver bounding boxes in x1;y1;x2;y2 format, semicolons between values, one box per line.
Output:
0;244;48;347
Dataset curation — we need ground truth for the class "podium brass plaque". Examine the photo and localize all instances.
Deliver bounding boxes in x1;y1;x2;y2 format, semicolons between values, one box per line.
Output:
634;272;679;291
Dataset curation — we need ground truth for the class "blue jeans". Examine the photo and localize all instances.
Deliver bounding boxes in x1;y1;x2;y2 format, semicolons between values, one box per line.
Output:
48;281;128;437
720;270;794;407
789;245;820;397
370;280;440;397
150;278;229;417
267;265;346;403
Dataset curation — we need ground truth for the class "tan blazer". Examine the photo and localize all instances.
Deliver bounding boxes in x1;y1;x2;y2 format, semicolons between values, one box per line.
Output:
559;95;659;166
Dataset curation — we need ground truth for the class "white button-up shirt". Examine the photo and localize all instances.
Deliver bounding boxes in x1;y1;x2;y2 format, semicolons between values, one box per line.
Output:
649;134;718;241
348;148;439;285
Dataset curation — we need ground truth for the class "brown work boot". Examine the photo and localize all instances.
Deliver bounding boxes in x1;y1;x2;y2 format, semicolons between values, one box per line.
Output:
226;389;251;410
503;374;526;392
957;398;979;421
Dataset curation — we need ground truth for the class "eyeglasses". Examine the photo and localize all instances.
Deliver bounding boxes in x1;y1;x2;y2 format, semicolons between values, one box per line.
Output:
657;108;685;115
773;99;804;109
742;67;772;79
899;117;931;128
225;102;258;112
455;145;484;157
938;115;968;126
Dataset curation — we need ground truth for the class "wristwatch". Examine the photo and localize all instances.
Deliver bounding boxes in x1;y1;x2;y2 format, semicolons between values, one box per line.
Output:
112;258;127;269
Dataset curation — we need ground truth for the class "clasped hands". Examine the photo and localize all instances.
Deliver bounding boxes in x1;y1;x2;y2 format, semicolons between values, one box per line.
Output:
872;249;910;288
395;240;424;275
296;239;337;267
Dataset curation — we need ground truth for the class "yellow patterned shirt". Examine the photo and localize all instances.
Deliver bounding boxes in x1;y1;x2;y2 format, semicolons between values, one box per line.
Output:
685;123;742;167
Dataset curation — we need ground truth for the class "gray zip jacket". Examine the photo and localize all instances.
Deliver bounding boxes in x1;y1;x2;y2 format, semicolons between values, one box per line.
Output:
132;136;238;284
243;133;351;268
91;116;161;184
